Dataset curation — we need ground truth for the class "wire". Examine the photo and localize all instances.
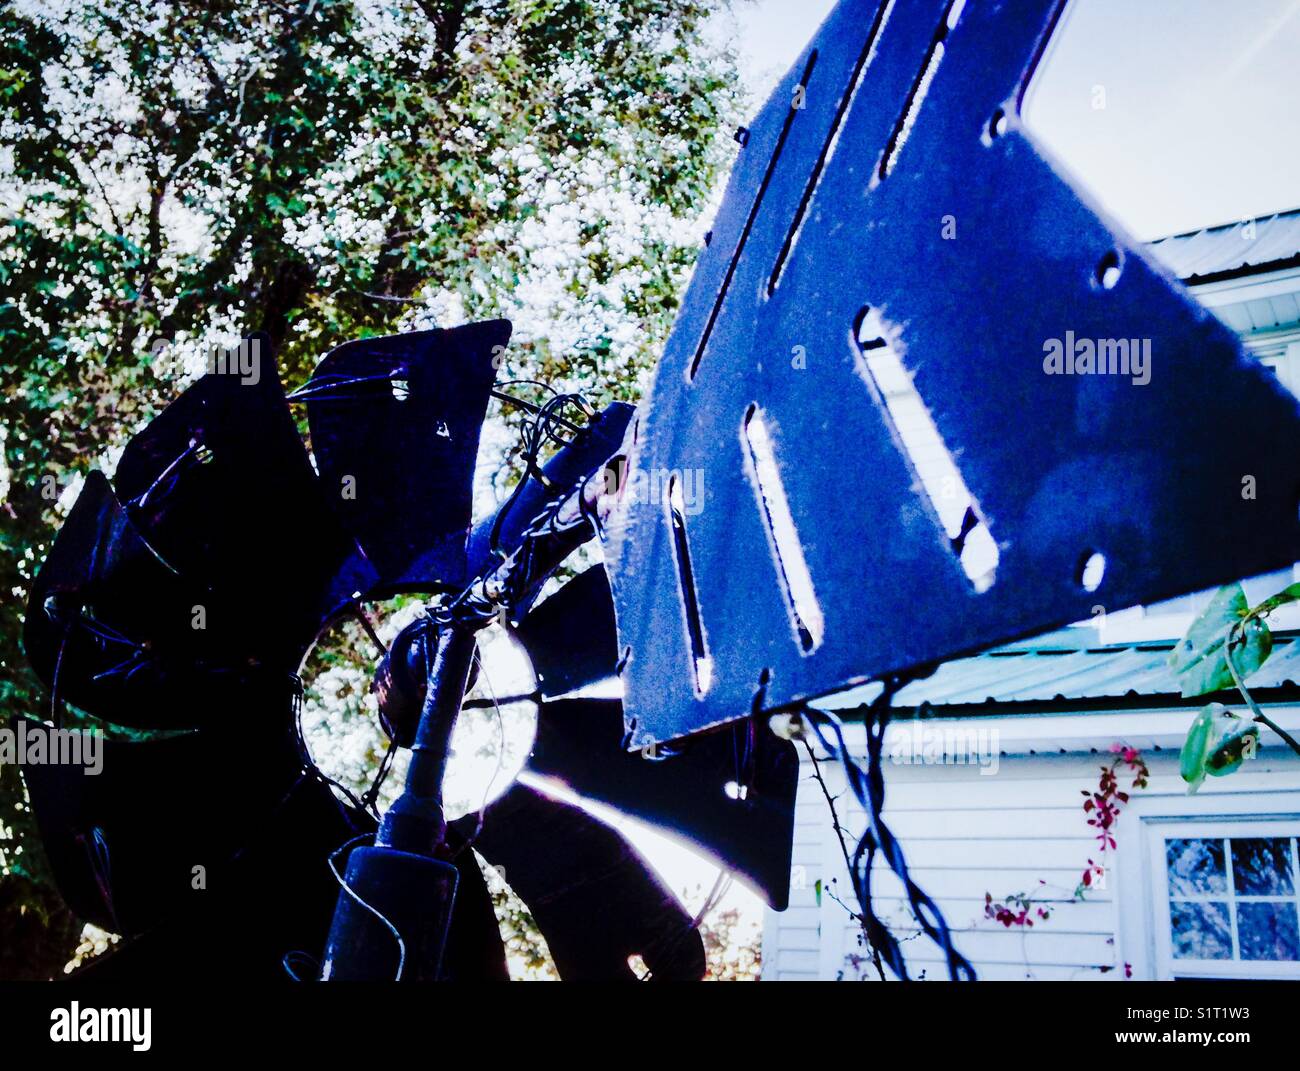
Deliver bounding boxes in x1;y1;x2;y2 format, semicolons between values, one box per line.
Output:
50;629;70;729
360;737;399;815
328;833;407;981
642;867;732;981
289;676;376;821
281;950;319;981
495;377;560;398
285;368;406;403
487;390;594;562
452;646;510;860
802;688;977;982
80;826;119;934
353;606;388;657
491;389;585;438
126;440;211;510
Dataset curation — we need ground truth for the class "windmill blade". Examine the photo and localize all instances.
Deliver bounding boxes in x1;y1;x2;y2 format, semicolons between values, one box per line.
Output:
113;335;371;665
512;566;618;699
15;710;318;938
527;697;798;910
306;321;509;594
510;566;798;907
21;471;282;729
453;783;705;981
439;847;511;982
603;0;1300;745
56;753;375;983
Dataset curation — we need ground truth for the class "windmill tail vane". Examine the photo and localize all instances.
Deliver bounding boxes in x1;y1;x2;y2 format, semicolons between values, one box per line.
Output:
19;0;1300;982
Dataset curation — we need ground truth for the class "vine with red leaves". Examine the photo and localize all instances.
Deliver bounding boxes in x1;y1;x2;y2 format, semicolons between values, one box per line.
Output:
1079;744;1148;892
984;743;1149;960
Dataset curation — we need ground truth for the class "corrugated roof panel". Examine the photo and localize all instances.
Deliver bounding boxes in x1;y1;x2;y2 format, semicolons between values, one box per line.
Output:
880;634;1300;710
985;650;1117;702
899;650;1092;706
1119;652;1185;695
993;647;1154;702
1147;209;1300;282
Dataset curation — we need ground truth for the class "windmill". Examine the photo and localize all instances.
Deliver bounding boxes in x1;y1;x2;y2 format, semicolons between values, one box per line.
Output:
20;0;1300;981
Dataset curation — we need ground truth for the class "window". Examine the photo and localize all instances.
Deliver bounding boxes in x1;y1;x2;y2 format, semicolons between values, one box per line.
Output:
1150;821;1300;979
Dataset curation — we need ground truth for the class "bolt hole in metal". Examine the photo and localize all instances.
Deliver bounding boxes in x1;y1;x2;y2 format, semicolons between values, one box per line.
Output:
1096;249;1122;289
981;106;1008;147
1078;551;1107;593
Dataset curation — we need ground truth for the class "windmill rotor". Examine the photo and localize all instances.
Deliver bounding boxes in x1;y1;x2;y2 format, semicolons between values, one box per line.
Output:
20;323;797;981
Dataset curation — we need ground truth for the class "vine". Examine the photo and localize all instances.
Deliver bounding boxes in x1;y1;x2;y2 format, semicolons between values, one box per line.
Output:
1170;582;1300;792
984;742;1147;976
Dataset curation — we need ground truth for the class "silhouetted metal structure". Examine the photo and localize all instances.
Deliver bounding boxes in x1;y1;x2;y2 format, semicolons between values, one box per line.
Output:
19;0;1300;981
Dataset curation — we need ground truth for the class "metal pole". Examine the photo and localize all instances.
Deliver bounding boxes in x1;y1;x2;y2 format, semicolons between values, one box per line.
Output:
376;623;477;855
319;619;476;980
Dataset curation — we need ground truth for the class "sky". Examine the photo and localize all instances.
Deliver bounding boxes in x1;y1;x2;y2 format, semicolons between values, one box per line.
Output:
722;0;1300;241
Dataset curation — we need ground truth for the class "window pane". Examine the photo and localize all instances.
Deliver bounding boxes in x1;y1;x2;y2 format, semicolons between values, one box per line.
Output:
1237;902;1300;962
1171;901;1233;960
1231;838;1295;896
1167;838;1227;896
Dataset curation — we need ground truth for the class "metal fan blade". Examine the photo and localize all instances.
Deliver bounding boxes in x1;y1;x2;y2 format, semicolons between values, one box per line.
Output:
452;783;705;980
21;471;285;728
464;401;634;595
605;0;1300;746
527;697;798;909
306;321;510;593
439;848;511;982
113;334;371;664
512;566;618;699
15;710;314;937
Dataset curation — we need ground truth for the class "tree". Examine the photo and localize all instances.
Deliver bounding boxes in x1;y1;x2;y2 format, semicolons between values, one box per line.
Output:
0;0;740;978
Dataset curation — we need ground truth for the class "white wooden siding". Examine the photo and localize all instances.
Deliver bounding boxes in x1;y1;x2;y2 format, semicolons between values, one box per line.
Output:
761;725;1300;980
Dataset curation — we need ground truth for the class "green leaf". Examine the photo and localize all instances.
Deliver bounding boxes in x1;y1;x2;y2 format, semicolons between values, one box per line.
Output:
1180;703;1259;793
1180;705;1215;792
813;878;822;907
1207;717;1259;778
1250;582;1300;618
1168;584;1271;697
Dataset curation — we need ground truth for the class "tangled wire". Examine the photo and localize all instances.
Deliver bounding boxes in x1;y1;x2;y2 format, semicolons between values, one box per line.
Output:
800;680;977;982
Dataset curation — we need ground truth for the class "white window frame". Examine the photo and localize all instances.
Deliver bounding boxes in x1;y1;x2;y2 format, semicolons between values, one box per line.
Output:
1114;790;1300;980
1146;818;1300;979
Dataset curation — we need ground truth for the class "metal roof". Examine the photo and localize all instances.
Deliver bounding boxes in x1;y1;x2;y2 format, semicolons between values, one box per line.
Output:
1147;208;1300;283
818;628;1300;713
